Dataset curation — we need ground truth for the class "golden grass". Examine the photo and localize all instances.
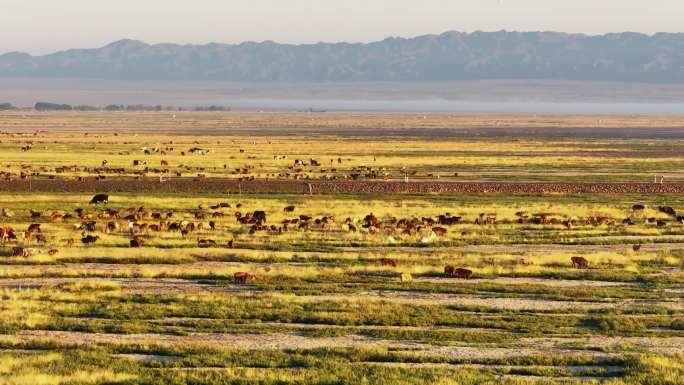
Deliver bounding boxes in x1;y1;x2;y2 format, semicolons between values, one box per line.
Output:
2;112;684;182
0;113;682;383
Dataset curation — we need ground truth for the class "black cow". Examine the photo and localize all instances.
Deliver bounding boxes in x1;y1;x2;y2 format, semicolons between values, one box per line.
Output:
253;211;267;224
81;235;100;245
89;194;109;205
659;206;676;216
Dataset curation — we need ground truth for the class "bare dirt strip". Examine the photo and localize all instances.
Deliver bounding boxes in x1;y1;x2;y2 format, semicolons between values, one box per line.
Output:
3;178;684;194
388;243;684;254
310;292;683;311
2;331;682;358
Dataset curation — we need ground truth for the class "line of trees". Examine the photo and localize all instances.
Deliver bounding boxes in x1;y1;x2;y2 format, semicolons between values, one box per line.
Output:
35;102;74;111
32;102;230;112
0;102;232;112
0;102;230;111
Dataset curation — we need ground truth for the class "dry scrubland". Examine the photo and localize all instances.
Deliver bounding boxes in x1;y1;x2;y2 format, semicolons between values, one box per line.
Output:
0;112;682;384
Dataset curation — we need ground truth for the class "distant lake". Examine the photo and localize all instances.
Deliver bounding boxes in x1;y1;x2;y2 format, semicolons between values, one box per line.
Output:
224;99;684;115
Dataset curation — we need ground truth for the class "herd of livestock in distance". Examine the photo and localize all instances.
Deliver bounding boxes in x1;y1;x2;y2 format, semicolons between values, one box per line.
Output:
0;195;675;283
1;135;425;182
6;137;684;195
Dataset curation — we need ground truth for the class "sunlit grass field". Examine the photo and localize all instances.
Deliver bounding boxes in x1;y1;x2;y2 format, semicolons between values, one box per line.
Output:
0;191;682;384
2;111;684;183
0;112;683;384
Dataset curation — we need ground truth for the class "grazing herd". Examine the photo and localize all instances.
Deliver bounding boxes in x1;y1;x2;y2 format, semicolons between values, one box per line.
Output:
1;138;414;183
0;197;668;283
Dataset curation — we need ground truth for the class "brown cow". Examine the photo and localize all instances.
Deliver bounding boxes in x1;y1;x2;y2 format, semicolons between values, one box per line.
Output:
0;227;16;243
103;209;120;218
571;256;589;269
381;258;397;267
48;249;59;256
81;221;97;232
454;268;473;279
284;205;295;212
234;272;255;284
104;221;119;233
445;265;473;279
11;246;24;257
632;244;642;252
198;238;217;248
518;258;534;266
130;236;145;248
432;227;447;237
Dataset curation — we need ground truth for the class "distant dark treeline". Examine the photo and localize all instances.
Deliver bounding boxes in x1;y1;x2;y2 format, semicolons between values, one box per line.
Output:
32;102;230;112
0;102;17;110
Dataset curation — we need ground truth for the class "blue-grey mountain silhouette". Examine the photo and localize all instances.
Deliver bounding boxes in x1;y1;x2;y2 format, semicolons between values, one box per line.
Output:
1;31;684;82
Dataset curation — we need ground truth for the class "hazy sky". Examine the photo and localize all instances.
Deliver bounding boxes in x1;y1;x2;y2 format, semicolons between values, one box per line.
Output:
2;0;683;54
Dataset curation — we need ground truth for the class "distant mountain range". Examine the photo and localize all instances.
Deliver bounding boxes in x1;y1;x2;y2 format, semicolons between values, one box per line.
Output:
2;31;684;82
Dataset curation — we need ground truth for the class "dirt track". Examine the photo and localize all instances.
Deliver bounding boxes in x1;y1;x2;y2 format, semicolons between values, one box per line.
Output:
3;331;682;357
3;178;684;194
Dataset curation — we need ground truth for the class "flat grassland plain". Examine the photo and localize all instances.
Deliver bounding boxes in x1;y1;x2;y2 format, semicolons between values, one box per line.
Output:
0;111;683;384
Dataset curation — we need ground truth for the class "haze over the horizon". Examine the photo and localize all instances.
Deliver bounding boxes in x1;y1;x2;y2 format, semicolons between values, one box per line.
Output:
1;0;683;55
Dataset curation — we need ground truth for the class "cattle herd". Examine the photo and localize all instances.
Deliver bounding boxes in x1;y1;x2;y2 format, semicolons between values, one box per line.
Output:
0;138;406;184
6;134;684;198
0;194;668;282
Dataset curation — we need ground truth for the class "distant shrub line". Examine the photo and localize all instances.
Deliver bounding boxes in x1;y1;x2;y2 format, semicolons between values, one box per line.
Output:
12;102;232;112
